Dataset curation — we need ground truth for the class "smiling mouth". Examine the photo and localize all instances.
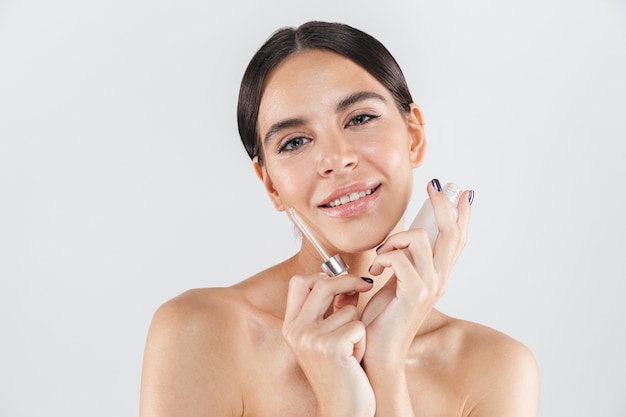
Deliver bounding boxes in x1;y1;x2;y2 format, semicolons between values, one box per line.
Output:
323;185;380;208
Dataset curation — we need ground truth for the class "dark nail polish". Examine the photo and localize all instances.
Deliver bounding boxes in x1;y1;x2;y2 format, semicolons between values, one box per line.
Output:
361;277;374;284
432;178;442;192
375;243;384;252
468;190;475;205
368;265;373;273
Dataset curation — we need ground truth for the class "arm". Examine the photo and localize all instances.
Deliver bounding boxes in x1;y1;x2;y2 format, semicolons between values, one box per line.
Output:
282;273;376;417
139;291;243;417
361;180;473;416
467;338;540;417
362;180;539;416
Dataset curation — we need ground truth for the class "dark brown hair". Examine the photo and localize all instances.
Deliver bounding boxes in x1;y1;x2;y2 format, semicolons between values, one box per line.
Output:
237;21;414;163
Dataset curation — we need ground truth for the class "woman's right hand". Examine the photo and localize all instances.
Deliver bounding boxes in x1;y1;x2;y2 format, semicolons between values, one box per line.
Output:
283;273;375;417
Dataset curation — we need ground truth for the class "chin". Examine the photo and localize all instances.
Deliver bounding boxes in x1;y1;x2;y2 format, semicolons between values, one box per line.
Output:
318;194;409;254
331;221;401;254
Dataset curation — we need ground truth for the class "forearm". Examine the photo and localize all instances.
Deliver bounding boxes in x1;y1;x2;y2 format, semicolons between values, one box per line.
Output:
363;361;415;417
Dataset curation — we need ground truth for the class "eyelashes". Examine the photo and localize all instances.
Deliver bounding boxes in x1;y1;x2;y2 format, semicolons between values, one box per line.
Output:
278;136;311;153
276;113;380;154
346;113;379;127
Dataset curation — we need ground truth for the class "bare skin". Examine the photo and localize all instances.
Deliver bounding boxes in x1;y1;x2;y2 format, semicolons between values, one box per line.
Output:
140;250;539;416
140;49;539;416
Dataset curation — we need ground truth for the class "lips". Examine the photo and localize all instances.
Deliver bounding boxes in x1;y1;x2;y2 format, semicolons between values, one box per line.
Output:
320;184;381;208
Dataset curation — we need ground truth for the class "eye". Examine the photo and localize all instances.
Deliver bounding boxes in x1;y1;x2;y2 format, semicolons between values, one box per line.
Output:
346;113;379;127
278;136;311;153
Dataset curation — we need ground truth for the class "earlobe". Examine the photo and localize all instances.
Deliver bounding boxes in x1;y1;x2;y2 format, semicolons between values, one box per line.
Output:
407;104;427;168
253;157;285;211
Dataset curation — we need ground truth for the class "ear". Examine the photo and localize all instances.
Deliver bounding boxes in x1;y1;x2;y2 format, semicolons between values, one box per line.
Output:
253;156;285;211
406;104;427;168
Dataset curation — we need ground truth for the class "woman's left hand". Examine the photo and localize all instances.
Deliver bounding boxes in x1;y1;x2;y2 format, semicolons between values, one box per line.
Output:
361;181;473;368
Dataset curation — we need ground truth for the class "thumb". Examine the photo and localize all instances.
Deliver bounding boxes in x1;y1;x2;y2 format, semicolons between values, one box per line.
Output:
333;291;360;312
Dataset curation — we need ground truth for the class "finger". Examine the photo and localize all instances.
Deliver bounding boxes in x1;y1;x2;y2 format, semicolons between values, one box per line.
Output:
333;291;360;312
283;273;326;325
327;319;367;362
375;226;432;258
428;179;458;229
298;275;373;324
317;304;360;334
433;191;473;272
371;229;434;280
455;189;473;253
306;305;364;361
368;250;425;297
430;184;465;273
352;328;367;363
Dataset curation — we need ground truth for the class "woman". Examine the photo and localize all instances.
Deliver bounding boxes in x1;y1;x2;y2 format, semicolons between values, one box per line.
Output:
140;21;539;417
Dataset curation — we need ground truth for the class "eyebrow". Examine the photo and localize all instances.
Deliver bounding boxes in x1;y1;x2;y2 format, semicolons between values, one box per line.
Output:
263;91;387;147
264;117;307;147
336;91;387;113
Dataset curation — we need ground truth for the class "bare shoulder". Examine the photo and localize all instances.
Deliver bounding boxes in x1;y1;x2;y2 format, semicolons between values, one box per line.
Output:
151;287;246;340
450;318;538;369
140;287;248;417
445;317;540;416
139;263;292;417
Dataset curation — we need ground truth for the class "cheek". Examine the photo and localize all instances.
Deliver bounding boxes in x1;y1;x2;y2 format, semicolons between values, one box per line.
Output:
365;132;414;168
265;163;309;204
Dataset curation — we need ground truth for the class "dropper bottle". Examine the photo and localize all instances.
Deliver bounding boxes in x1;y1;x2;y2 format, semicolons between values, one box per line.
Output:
287;208;349;277
409;182;462;247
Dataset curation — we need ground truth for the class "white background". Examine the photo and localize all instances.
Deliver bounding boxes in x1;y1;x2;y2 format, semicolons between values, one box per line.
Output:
1;0;625;416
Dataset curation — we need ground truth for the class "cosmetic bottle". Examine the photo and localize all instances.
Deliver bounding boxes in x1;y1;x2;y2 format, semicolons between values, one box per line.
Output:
409;182;462;247
287;208;349;277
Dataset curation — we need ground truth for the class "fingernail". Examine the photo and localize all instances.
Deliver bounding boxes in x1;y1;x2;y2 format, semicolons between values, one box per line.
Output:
361;277;373;284
432;178;442;192
468;190;475;205
375;243;384;252
368;265;373;273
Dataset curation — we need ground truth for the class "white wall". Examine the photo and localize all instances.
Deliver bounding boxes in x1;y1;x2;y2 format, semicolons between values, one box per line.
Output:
1;0;624;416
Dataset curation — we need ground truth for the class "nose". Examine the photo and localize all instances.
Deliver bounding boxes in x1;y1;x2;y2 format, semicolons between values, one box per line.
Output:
316;131;359;177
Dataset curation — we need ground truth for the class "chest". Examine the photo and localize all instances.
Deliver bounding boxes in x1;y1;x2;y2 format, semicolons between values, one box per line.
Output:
235;314;468;417
239;345;467;417
240;337;317;417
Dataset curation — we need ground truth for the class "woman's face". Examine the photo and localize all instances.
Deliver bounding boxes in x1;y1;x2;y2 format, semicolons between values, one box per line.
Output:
255;49;425;253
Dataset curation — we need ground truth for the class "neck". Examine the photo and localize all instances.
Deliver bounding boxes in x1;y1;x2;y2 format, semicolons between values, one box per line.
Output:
279;217;445;336
294;237;380;277
295;234;394;297
293;214;407;276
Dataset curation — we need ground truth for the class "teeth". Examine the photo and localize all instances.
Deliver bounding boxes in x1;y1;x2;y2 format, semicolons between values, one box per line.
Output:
328;188;374;208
